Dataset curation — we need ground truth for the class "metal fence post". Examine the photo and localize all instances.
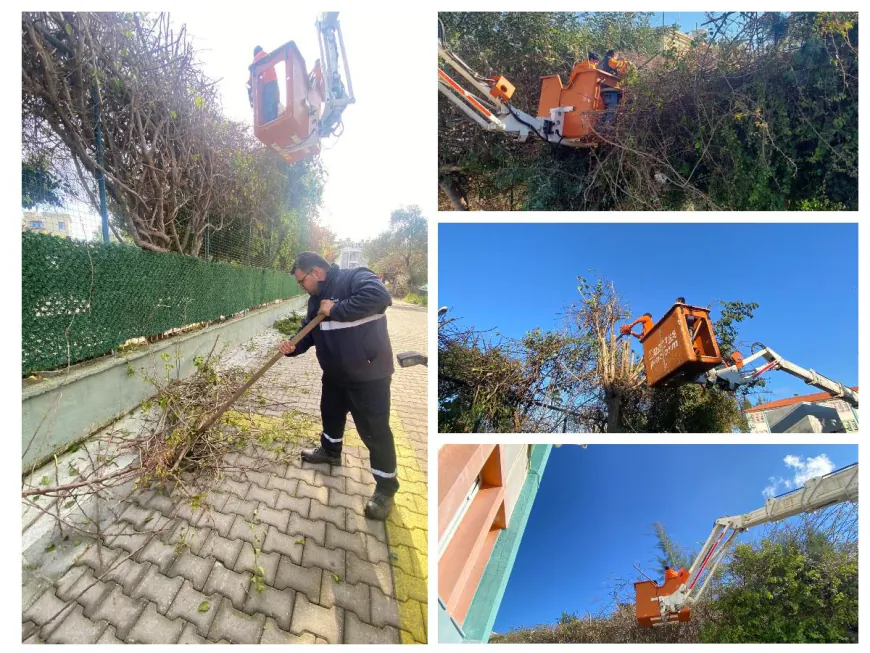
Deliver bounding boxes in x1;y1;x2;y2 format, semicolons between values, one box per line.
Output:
92;84;109;243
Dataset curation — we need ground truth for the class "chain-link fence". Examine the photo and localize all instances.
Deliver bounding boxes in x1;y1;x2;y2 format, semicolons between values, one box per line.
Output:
21;160;304;376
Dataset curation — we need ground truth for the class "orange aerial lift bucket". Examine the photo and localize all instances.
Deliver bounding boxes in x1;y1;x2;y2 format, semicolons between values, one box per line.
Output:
251;41;323;163
635;569;692;627
537;64;620;142
640;303;722;387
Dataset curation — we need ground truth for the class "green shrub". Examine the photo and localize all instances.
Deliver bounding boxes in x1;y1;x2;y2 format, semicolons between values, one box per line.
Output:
273;313;304;336
404;293;428;306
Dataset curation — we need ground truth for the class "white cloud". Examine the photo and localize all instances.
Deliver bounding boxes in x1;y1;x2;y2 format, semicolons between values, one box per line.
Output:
761;454;835;498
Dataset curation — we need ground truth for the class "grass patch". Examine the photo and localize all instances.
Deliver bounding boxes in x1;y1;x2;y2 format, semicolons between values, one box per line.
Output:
404;293;428;306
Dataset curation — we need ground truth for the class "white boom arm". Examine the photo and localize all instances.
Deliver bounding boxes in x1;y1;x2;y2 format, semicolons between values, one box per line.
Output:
438;44;539;141
658;463;859;621
315;12;354;138
698;346;858;408
437;42;587;146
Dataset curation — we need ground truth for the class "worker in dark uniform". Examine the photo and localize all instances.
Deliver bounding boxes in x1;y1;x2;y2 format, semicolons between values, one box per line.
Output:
250;45;280;124
597;49;625;127
278;252;398;521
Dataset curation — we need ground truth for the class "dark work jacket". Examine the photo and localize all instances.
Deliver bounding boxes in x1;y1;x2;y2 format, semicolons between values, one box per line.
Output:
287;265;394;384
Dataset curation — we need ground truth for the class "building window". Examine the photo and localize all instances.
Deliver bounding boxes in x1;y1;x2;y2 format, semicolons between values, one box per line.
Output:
29;220;44;229
438;474;481;558
57;221;66;231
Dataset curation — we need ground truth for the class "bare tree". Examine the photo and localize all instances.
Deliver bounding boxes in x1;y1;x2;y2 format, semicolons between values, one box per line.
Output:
22;12;231;255
561;277;645;432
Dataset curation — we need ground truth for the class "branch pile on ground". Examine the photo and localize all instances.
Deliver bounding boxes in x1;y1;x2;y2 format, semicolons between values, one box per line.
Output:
22;344;317;541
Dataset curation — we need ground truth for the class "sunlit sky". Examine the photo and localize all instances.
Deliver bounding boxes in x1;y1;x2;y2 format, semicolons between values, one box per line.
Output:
495;444;858;631
167;7;433;240
440;224;858;402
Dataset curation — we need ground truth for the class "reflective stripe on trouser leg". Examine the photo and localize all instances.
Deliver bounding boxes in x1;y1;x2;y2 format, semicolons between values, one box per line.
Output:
322;431;343;444
346;377;399;497
320;379;349;455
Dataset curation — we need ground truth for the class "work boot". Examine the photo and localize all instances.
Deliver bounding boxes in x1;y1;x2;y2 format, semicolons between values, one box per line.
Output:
364;491;394;521
300;446;342;466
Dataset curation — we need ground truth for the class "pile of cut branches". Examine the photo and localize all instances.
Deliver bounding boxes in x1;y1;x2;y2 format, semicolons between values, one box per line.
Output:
22;341;316;539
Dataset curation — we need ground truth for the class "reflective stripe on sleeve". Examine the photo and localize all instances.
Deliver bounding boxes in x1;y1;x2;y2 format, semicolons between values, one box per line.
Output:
320;314;385;331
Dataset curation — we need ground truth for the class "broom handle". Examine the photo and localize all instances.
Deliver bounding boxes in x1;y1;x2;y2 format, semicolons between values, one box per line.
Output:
170;313;324;471
196;312;326;434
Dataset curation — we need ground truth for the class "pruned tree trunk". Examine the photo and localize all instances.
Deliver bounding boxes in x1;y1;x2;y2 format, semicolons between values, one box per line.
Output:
605;387;623;433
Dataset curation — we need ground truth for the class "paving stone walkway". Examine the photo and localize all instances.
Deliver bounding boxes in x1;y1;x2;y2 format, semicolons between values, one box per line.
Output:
22;300;428;644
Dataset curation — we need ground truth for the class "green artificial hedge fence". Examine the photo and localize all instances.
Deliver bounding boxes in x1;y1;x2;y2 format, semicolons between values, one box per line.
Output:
22;232;302;375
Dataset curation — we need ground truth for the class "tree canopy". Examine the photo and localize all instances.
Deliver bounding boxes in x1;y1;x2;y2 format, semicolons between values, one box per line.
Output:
22;11;327;269
438;274;757;433
364;206;428;296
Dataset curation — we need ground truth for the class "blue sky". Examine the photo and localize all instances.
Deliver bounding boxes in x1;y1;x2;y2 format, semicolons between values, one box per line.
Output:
438;223;858;402
659;12;714;34
493;443;858;632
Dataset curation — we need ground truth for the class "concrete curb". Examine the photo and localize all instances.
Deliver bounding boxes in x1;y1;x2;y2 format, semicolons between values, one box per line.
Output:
23;296;307;472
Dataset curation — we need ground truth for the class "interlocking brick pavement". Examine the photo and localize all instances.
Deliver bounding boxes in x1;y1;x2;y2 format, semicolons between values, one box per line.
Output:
21;300;428;644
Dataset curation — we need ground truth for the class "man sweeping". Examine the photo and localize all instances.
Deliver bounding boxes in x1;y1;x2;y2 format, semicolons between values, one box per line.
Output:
278;252;398;520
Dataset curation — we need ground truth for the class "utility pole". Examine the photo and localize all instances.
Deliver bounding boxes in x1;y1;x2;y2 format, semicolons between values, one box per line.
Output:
92;85;109;243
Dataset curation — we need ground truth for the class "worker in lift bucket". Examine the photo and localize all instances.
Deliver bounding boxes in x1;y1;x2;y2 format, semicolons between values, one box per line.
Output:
278;252;398;521
620;312;654;340
665;566;680;581
597;49;625;127
579;51;601;70
251;45;280;124
676;297;699;340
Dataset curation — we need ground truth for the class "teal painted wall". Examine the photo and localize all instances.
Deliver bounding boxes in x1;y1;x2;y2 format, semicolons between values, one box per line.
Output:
438;598;466;643
460;444;552;642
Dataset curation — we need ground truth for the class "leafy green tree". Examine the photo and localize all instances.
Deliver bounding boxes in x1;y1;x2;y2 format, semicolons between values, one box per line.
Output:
652;521;692;571
364;206;428;296
21;155;65;209
700;527;858;642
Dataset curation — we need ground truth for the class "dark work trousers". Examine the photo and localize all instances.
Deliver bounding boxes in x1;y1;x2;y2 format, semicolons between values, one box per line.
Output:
600;89;621;126
319;376;399;497
262;80;280;123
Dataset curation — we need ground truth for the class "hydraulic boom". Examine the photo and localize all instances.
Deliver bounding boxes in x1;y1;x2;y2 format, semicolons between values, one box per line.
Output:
635;463;859;626
703;346;858;408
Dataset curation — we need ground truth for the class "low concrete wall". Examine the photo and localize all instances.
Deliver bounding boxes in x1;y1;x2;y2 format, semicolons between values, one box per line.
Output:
22;296;307;472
